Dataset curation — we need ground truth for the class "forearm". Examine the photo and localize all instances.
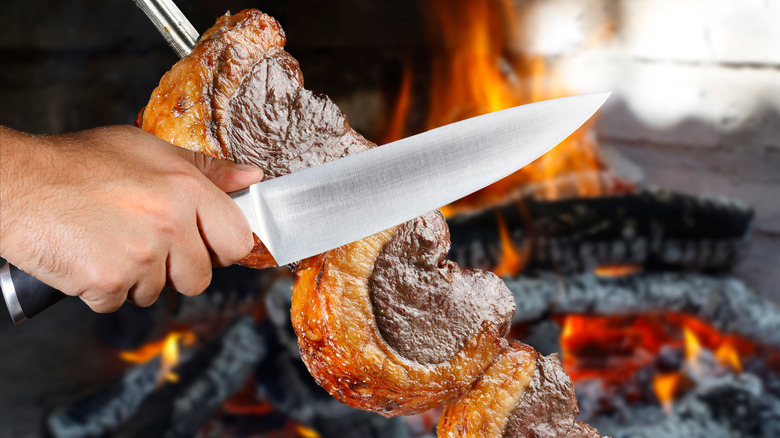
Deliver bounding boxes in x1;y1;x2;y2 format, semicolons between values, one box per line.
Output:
0;124;260;313
0;127;43;257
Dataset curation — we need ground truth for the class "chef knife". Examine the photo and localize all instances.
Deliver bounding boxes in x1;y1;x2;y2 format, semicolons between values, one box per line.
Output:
0;0;609;324
1;92;609;325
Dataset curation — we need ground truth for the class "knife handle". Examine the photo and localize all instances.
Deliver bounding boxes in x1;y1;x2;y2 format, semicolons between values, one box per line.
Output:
0;258;67;325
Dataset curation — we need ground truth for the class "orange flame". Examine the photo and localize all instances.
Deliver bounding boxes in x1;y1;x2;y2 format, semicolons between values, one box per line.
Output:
381;0;613;218
119;330;196;384
295;424;321;438
594;265;642;278
381;62;414;144
490;210;529;277
715;340;742;372
682;318;744;372
683;326;703;373
557;313;756;389
653;372;681;414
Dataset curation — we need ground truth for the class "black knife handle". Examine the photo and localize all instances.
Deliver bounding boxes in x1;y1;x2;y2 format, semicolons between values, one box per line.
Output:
0;258;67;325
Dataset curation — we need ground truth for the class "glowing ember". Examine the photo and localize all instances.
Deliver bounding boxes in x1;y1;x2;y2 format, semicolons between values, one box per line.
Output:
558;314;668;384
119;330;196;384
652;372;681;414
295;424;321;438
594;265;642;278
556;313;757;411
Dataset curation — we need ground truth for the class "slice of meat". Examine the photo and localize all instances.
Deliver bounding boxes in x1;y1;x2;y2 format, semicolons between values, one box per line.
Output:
293;211;514;416
139;9;374;268
139;8;603;433
437;342;604;437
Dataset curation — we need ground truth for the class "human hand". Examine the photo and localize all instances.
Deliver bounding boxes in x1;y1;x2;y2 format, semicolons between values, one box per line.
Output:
0;125;263;312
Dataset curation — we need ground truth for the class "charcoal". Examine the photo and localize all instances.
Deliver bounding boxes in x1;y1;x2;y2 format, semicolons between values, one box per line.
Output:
46;357;162;438
448;189;753;273
504;271;780;348
602;374;780;438
46;316;265;438
170;265;271;326
255;278;413;438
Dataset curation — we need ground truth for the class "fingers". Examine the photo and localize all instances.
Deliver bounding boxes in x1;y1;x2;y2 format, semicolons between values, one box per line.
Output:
77;273;132;314
126;258;168;307
196;185;256;267
176;147;264;193
166;224;214;296
76;231;214;311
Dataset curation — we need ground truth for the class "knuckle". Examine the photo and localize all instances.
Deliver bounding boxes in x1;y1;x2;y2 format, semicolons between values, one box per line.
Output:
133;294;158;308
82;293;126;314
84;266;125;295
94;300;125;313
125;238;158;266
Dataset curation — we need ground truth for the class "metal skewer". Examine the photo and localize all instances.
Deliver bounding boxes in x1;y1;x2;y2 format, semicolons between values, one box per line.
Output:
133;0;199;57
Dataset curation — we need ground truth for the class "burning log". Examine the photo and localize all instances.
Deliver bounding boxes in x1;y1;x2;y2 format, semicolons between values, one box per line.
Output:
505;271;780;349
447;190;753;273
46;316;264;438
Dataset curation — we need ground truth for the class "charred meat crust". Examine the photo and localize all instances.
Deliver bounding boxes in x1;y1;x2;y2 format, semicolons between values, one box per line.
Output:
502;351;599;438
437;343;604;438
142;9;373;180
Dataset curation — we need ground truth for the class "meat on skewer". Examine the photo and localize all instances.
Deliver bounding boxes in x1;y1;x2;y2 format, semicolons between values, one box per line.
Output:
293;211;514;415
138;9;604;435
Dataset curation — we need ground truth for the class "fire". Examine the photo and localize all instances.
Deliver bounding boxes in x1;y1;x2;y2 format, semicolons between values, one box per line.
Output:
161;332;183;383
679;316;748;372
715;340;742;372
594;265;642;278
119;330;196;384
683;326;703;372
557;313;756;410
652;372;681;414
295;424;321;438
491;210;529;277
384;0;613;218
382;62;414;143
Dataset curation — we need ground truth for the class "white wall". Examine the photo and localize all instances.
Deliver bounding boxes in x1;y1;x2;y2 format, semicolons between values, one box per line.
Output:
515;0;780;299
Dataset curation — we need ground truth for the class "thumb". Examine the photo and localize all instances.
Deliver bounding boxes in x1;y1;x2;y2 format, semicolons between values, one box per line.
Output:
177;149;264;193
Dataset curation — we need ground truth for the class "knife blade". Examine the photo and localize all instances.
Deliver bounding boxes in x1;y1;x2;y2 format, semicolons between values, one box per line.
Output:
232;92;610;266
